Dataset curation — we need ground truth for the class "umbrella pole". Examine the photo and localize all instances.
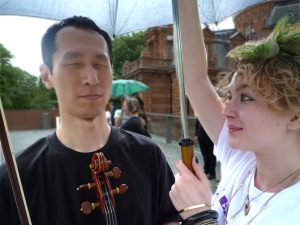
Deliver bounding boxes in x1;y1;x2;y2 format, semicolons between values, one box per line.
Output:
171;0;194;172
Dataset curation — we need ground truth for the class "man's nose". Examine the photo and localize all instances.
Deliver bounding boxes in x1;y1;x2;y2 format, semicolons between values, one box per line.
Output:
83;66;99;86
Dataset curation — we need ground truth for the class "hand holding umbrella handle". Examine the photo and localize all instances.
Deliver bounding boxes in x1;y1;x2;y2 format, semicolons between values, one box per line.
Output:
179;138;195;173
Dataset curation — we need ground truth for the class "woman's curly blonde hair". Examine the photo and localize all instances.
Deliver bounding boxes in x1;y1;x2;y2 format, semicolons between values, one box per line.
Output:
220;17;300;114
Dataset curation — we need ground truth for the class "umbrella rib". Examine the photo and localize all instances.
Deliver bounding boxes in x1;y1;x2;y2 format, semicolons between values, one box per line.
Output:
116;0;139;35
212;0;219;25
108;0;118;37
113;0;119;37
0;1;9;9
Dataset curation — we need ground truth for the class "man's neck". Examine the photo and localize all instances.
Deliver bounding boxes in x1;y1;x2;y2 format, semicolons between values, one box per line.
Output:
56;114;111;153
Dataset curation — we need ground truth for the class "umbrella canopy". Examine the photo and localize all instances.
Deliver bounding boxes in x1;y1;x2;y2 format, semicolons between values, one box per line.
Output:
111;79;149;97
0;0;267;36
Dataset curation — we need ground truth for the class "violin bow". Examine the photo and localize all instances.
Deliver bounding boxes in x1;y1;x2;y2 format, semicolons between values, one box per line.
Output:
0;98;32;225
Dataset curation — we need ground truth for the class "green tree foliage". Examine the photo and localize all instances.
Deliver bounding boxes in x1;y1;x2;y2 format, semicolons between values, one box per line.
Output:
0;43;13;67
0;43;56;109
112;31;145;79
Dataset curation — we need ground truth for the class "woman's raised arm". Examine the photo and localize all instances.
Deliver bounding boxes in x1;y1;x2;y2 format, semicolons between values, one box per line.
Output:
178;0;225;144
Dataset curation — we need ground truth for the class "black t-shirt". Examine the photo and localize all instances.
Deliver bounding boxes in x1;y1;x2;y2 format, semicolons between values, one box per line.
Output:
121;116;151;138
0;127;180;225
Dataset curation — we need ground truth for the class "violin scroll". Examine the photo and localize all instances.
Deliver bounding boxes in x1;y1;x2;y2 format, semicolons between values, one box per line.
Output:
77;152;127;216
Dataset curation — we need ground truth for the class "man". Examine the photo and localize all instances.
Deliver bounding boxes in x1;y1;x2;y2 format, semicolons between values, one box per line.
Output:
0;16;180;225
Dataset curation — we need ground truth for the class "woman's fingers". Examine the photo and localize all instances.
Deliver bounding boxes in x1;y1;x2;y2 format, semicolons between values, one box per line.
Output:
170;158;213;220
192;156;211;189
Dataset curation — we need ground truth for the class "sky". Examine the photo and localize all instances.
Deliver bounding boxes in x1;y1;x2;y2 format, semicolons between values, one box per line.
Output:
0;16;234;76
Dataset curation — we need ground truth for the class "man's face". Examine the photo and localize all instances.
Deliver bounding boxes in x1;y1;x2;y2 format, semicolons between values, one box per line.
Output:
44;27;112;120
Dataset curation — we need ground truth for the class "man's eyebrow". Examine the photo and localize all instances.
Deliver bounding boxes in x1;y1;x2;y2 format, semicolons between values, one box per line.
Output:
95;53;109;61
62;52;82;60
62;52;109;61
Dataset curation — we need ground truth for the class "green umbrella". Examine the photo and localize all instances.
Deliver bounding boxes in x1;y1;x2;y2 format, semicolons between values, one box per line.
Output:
111;79;149;97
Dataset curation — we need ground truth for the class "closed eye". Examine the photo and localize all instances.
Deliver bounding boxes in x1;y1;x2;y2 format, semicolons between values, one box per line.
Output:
65;62;82;67
94;63;108;69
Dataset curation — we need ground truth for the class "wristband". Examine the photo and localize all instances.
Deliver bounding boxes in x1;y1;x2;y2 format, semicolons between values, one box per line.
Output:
179;203;211;213
181;210;218;225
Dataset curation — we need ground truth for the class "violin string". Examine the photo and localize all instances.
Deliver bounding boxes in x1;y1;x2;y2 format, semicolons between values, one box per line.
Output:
104;191;112;225
104;185;117;225
107;193;117;225
108;188;118;225
110;194;118;225
103;185;110;225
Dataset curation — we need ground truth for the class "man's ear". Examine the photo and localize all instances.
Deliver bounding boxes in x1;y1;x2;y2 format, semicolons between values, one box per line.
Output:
39;64;53;89
287;115;300;131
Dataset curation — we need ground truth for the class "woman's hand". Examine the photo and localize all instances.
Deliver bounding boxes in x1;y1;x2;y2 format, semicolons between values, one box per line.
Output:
169;157;212;220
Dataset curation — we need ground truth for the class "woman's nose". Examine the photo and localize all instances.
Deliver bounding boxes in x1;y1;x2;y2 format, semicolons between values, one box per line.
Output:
222;100;236;118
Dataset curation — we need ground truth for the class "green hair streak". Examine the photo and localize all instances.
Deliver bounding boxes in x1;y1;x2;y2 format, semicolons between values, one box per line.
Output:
227;17;300;64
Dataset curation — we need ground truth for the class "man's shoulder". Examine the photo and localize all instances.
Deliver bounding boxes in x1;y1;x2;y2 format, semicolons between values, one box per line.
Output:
110;127;160;158
113;126;155;145
0;133;56;188
7;134;52;172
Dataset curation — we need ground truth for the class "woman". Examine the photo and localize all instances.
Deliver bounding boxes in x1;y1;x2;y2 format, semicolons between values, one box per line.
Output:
121;96;151;138
169;1;300;225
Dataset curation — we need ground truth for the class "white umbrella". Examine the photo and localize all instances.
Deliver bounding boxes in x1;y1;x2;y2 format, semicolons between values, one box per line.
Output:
0;0;267;37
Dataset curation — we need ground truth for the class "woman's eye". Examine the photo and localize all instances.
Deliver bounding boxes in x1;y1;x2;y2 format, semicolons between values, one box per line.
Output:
240;94;253;102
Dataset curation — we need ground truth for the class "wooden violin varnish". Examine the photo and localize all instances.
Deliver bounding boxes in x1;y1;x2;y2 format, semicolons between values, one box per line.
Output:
77;152;127;224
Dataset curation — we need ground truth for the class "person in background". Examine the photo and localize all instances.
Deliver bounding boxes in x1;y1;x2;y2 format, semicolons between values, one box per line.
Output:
113;96;130;127
110;100;119;126
121;96;151;138
105;102;112;125
131;93;149;130
195;119;216;180
169;1;300;225
0;16;180;225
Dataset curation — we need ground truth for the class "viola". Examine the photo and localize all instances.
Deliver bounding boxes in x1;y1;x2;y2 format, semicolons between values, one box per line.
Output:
77;152;127;225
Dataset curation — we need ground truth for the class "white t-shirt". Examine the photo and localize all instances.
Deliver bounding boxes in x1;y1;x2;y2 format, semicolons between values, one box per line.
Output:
114;109;122;118
113;109;129;126
212;122;300;225
105;111;111;124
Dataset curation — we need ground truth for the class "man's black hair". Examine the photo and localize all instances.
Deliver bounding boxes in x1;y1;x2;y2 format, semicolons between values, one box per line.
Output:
41;16;112;72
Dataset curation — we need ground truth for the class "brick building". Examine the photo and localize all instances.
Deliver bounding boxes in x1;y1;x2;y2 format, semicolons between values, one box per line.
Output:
122;0;300;117
122;25;240;116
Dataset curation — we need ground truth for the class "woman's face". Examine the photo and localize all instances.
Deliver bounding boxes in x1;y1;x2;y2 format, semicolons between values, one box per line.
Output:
222;73;293;153
122;101;130;114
